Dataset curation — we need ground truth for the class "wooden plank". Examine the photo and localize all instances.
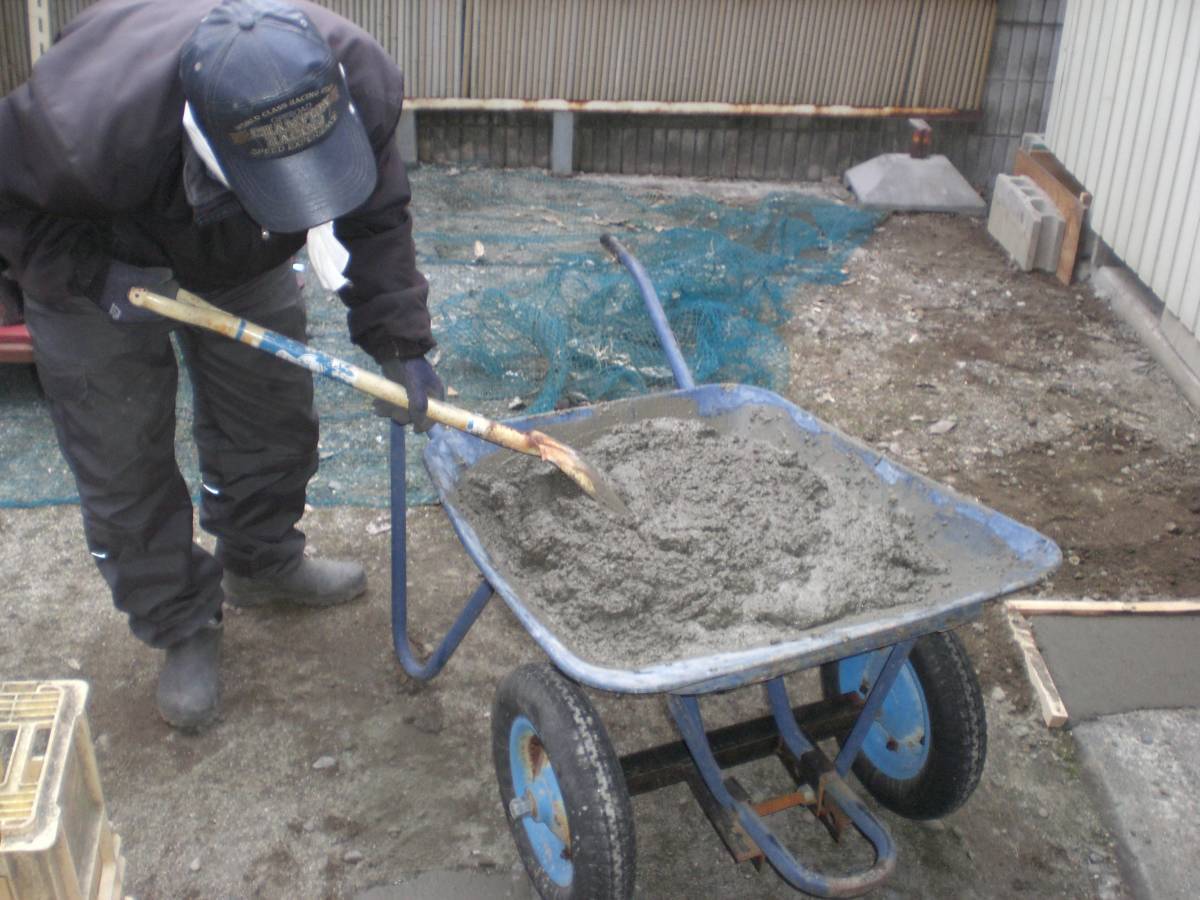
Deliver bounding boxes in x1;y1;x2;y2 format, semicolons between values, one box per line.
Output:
1006;609;1070;728
1007;599;1200;617
1013;147;1092;285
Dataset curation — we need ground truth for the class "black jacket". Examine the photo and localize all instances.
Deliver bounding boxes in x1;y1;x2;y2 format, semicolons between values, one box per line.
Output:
0;0;433;361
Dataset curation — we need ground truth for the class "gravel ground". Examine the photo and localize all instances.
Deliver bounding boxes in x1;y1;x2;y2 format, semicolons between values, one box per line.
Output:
6;169;1195;898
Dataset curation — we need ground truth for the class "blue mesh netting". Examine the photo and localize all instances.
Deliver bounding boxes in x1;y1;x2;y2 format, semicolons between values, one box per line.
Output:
0;168;881;508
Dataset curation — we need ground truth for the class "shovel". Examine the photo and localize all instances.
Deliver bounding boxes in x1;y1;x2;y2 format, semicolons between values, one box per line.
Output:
128;287;629;516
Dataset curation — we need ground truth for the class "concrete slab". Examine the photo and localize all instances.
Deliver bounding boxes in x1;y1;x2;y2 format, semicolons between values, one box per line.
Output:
1161;308;1200;382
1074;710;1200;900
1031;615;1200;720
844;153;986;216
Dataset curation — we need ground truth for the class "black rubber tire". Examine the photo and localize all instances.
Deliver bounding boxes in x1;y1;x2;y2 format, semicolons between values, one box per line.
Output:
820;630;987;820
492;663;636;900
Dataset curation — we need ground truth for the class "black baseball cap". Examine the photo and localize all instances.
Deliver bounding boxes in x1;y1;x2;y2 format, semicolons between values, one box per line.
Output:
180;0;376;233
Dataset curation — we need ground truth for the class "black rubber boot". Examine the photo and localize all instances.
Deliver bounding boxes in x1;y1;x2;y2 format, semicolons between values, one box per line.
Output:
156;618;222;731
223;557;367;609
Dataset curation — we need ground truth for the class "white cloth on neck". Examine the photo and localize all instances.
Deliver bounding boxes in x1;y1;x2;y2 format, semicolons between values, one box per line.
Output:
182;102;351;291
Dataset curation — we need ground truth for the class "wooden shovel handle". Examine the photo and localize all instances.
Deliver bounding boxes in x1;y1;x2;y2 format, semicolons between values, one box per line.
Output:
127;288;616;506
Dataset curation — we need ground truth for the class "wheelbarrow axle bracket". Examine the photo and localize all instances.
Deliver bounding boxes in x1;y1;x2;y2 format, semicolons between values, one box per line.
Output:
665;668;909;898
619;694;863;796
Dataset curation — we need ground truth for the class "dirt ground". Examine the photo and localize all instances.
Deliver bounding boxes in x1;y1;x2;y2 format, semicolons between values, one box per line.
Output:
6;171;1197;898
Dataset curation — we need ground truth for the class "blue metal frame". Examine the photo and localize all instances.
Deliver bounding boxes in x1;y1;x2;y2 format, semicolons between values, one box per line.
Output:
389;422;493;680
668;688;896;897
832;639;917;777
833;650;932;780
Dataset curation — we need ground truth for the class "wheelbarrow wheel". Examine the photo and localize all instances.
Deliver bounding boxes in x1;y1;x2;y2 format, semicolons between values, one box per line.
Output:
820;630;986;820
492;663;635;899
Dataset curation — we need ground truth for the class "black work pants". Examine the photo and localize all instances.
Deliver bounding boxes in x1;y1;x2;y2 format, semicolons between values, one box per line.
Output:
24;263;318;648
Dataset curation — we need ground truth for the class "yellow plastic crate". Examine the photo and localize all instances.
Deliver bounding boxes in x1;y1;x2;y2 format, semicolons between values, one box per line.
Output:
0;681;124;900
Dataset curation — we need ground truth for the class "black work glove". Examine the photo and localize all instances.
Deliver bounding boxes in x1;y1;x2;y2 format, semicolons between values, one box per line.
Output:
375;356;446;433
96;261;179;323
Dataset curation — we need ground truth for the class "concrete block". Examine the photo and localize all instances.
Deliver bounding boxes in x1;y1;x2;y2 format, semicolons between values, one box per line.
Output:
989;173;1065;273
1015;175;1065;273
1031;202;1065;273
989;173;1047;271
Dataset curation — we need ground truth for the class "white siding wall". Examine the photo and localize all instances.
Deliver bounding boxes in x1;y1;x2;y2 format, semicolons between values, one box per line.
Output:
1046;0;1200;341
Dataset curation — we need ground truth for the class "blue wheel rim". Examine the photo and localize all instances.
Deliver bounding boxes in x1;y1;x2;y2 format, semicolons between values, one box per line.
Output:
837;651;931;779
509;715;573;887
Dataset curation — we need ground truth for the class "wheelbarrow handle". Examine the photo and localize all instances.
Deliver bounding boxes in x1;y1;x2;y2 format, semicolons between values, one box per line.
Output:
600;234;695;390
127;287;627;513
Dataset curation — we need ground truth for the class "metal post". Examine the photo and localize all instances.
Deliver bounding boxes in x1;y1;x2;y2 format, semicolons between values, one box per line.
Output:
551;110;575;176
908;118;932;159
26;0;51;63
398;108;418;167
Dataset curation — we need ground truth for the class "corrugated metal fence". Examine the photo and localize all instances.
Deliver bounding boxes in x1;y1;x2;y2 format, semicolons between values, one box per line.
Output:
422;0;1061;189
319;1;469;97
1;2;31;96
2;0;1062;189
1045;0;1200;343
457;0;994;109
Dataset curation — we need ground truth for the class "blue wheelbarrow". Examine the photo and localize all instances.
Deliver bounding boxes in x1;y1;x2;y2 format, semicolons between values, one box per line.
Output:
384;236;1062;898
129;234;1058;895
133;234;1062;897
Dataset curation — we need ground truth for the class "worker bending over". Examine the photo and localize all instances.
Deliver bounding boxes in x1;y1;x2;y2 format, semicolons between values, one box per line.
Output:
0;0;443;729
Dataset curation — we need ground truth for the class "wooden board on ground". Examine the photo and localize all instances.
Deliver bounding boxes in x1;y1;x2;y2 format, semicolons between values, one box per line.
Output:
1005;605;1069;728
1013;148;1091;286
1007;599;1200;617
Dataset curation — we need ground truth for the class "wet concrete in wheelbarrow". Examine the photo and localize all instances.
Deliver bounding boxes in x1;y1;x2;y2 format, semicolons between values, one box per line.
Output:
454;403;1029;669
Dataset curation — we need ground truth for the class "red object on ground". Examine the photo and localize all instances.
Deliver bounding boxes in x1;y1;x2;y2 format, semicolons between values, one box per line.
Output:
0;323;34;364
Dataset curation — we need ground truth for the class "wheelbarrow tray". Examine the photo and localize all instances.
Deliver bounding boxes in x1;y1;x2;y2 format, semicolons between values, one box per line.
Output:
423;382;1060;697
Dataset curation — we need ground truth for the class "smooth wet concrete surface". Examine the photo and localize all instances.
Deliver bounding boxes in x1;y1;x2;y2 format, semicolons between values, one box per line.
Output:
1031;615;1200;721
